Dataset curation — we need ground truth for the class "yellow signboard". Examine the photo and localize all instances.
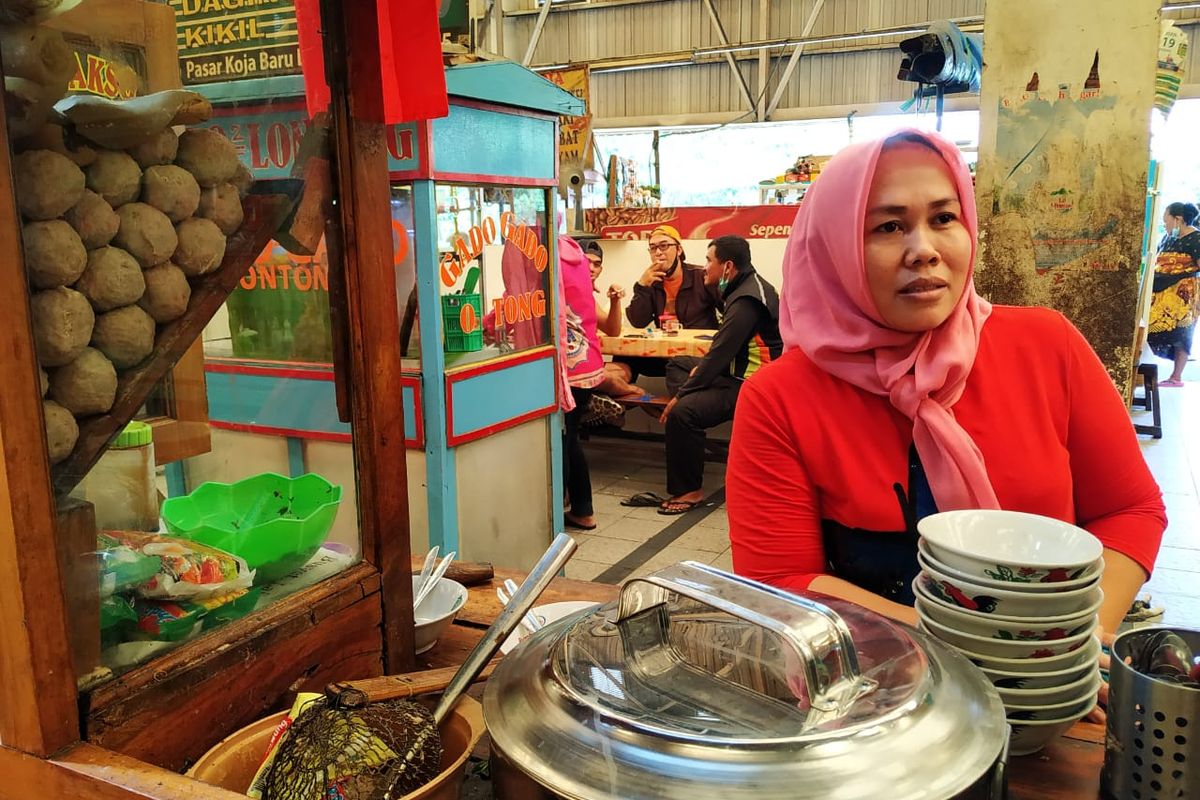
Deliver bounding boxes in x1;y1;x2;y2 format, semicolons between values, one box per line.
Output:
541;65;592;169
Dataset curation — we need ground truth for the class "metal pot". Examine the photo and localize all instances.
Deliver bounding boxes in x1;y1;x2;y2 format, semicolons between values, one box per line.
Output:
484;561;1009;800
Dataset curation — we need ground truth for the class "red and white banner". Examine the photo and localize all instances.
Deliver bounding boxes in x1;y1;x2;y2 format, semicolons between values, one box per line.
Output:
586;205;801;241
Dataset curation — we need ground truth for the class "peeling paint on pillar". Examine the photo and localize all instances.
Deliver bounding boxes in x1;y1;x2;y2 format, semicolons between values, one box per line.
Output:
974;0;1160;398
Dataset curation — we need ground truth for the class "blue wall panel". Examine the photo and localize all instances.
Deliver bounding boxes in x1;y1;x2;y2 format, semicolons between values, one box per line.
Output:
207;370;419;442
449;356;555;439
432;105;555;181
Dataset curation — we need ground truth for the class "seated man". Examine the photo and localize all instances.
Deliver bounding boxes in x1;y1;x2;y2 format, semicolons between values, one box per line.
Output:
657;234;782;515
607;224;721;396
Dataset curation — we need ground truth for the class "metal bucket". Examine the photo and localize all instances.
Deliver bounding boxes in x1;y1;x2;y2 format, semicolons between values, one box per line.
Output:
1103;627;1200;799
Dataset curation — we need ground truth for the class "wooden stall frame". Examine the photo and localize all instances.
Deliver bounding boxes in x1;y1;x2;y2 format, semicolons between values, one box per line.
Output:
322;0;417;672
0;0;417;790
0;57;80;762
144;339;213;465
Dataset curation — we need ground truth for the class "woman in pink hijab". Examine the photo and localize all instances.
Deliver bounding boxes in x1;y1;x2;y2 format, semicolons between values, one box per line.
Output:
726;131;1164;644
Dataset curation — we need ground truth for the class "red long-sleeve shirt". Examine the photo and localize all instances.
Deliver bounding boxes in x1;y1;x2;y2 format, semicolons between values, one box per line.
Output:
727;306;1166;593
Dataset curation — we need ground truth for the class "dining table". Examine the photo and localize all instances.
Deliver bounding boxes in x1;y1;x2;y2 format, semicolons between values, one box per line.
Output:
414;557;1110;800
599;328;718;359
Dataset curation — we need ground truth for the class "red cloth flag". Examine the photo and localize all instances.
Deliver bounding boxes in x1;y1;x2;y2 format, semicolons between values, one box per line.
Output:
295;0;448;124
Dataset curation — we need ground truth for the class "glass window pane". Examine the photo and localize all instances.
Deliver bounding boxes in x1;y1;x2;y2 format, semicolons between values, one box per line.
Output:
7;1;365;684
435;184;552;368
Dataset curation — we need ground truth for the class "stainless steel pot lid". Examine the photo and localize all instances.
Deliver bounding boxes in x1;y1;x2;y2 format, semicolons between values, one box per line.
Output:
484;562;1007;800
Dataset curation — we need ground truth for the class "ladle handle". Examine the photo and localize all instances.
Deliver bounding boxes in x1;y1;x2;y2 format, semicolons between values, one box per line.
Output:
615;561;874;716
431;533;577;724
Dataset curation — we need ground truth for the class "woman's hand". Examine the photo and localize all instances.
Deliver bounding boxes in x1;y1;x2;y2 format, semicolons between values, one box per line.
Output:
1085;629;1118;725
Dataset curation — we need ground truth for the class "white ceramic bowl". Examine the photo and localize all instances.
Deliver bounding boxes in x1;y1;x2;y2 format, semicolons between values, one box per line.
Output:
1008;717;1079;756
951;634;1101;674
914;597;1095;642
917;540;1103;593
1003;674;1100;723
917;561;1103;618
913;587;1101;641
412;576;467;655
996;670;1100;707
982;658;1096;690
918;510;1103;583
499;600;600;655
917;613;1097;658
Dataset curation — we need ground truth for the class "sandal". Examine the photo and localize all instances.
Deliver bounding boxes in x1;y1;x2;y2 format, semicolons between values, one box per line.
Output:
658;499;703;515
1161;379;1185;387
621;491;668;507
565;517;597;531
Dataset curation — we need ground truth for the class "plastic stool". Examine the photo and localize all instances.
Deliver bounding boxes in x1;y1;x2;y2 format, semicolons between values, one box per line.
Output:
1133;362;1162;438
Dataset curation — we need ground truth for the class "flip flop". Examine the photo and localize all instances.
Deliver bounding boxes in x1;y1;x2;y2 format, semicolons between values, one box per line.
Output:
658;500;702;515
621;491;667;507
1161;379;1185;387
565;517;597;531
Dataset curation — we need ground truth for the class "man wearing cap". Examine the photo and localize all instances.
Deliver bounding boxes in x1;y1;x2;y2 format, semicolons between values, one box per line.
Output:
609;225;722;390
627;224;721;332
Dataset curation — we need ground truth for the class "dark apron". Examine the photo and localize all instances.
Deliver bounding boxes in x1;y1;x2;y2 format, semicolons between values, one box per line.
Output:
821;445;937;605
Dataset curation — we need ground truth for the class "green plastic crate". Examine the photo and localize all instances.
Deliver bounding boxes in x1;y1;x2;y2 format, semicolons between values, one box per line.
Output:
442;293;483;353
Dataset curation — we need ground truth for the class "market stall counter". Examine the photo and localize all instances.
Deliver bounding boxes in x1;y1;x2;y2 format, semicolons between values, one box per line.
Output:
418;557;1108;800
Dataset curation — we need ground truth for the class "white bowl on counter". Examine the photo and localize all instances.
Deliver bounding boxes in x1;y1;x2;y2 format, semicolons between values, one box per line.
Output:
1003;674;1101;723
917;540;1103;594
913;592;1099;641
917;561;1103;618
981;658;1096;690
412;575;468;655
918;510;1103;583
918;614;1097;658
996;669;1100;707
1008;716;1081;757
952;635;1101;674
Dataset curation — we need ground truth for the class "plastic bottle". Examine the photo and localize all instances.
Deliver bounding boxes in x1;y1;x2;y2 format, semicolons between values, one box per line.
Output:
72;421;159;531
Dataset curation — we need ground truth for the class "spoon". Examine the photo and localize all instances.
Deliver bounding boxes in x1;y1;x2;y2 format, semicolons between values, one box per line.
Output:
1133;630;1196;682
412;546;439;609
496;582;544;635
414;550;457;615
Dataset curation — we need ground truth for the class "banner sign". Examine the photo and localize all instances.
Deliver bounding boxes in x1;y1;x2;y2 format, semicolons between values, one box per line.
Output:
586;205;802;241
540;65;592;168
206;103;419;178
171;0;302;85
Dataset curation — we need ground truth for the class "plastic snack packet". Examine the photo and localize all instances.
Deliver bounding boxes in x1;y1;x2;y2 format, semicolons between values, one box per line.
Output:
246;692;324;798
103;530;254;599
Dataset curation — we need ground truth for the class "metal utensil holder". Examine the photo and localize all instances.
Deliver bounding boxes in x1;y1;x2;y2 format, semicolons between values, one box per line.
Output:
1103;626;1200;800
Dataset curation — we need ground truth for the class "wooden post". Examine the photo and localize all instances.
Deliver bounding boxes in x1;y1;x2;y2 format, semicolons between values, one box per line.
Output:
0;67;80;754
321;0;417;672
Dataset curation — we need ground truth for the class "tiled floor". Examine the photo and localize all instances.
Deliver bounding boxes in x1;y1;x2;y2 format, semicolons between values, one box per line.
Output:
571;364;1200;627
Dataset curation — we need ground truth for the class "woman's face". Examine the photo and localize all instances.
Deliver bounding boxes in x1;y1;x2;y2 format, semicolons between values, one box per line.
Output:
1164;211;1183;234
863;143;972;333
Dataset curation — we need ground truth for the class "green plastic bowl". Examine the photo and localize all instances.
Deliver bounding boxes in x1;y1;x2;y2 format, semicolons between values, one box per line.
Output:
161;473;343;584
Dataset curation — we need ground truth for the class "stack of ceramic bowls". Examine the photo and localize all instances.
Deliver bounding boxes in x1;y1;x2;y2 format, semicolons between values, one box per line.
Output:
912;510;1105;756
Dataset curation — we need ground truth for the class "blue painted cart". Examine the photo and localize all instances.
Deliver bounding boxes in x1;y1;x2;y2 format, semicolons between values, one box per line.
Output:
196;62;584;567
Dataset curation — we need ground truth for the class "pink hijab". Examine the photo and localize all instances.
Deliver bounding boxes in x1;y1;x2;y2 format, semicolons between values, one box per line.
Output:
779;129;998;511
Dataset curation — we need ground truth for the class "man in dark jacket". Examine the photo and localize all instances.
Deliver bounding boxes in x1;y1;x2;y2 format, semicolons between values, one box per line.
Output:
657;234;782;514
626;224;721;332
608;225;722;393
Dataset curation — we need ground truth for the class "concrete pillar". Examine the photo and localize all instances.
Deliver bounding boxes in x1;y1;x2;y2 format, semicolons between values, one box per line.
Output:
974;0;1160;394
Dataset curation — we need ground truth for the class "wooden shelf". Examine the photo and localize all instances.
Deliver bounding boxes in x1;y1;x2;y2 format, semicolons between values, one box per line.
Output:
52;181;301;496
